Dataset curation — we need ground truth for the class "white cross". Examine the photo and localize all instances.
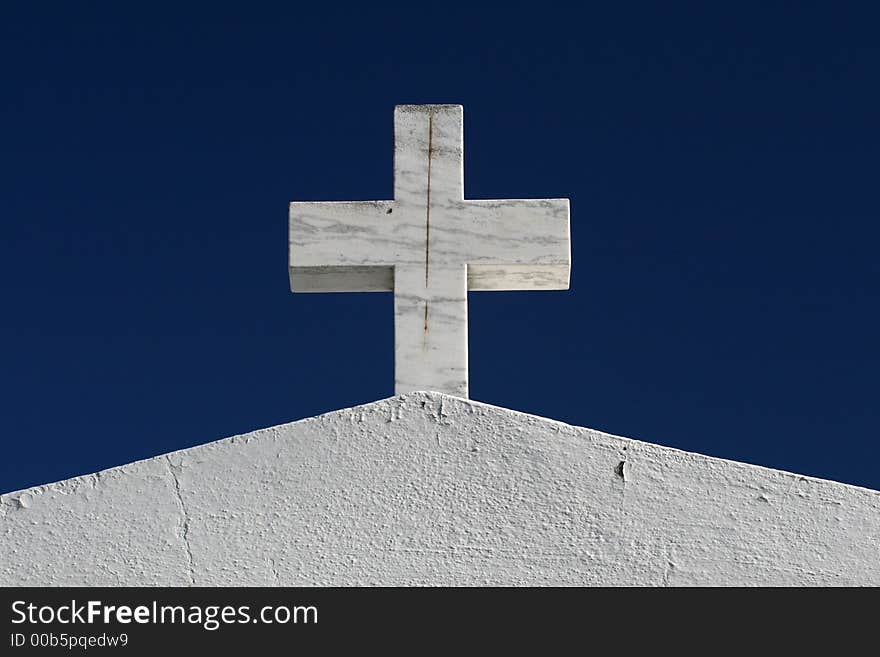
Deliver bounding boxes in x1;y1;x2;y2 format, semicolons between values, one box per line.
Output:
289;104;570;398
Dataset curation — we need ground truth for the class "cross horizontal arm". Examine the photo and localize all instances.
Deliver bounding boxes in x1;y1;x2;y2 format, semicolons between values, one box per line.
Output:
450;198;570;290
289;200;398;292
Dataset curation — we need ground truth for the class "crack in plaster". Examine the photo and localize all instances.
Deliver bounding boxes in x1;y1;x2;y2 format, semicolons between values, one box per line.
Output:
165;456;196;586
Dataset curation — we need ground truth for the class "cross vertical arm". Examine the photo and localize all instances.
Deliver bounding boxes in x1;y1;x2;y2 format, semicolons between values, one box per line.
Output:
391;105;468;397
394;104;463;208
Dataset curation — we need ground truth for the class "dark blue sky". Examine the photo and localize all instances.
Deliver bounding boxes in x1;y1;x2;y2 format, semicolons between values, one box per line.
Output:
2;3;878;494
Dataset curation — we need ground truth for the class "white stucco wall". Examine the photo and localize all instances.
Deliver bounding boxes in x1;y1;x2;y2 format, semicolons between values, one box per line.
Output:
2;392;878;586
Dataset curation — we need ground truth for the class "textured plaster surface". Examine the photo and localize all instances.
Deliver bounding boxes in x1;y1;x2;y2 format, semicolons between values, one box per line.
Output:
2;392;878;586
289;105;570;397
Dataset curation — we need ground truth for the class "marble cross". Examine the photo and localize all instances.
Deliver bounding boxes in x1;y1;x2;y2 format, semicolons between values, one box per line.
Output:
289;104;570;398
